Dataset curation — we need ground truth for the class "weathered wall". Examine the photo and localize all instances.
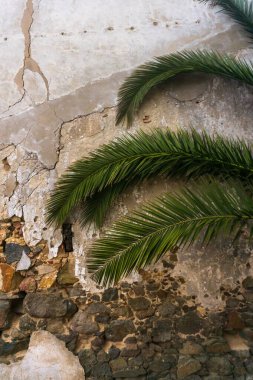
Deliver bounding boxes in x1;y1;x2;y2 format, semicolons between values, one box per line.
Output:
1;0;253;378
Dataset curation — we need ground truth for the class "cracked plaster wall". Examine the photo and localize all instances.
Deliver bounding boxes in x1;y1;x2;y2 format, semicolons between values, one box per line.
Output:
0;0;253;307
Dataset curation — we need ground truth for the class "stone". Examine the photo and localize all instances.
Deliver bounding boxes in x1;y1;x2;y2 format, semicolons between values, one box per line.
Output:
152;319;172;343
19;277;37;292
244;357;253;374
102;287;119;302
149;358;172;372
16;252;31;271
86;302;110;315
19;314;37;332
136;307;154;320
105;320;135;341
24;293;77;318
207;357;232;376
242;276;253;289
0;331;85;379
121;345;140;357
0;338;29;356
0;263;20;292
57;259;78;285
108;345;121;360
110;357;128;372
111;305;133;318
0;300;11;330
177;311;204;335
226;311;245;330
128;297;151;311
78;349;97;376
36;264;56;275
204;338;230;353
180;341;203;355
158;300;177;317
177;357;202;379
70;310;99;335
38;271;57;289
93;362;112;378
4;243;30;264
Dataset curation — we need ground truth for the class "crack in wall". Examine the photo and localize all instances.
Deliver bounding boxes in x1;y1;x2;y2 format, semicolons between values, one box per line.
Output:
6;0;50;114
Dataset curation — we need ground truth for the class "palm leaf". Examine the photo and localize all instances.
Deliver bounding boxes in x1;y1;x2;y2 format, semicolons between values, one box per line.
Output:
87;180;253;286
116;50;253;126
46;128;253;227
199;0;253;39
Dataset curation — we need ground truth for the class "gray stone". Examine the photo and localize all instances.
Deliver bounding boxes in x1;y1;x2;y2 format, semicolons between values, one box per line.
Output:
207;357;232;376
78;348;97;376
152;319;172;343
70;310;99;335
108;345;120;360
245;357;253;374
24;293;77;318
128;297;151;311
177;312;204;335
4;243;30;264
158;300;177;317
149;358;172;372
86;302;110;315
204;337;230;353
102;287;119;302
177;357;202;379
105;320;135;341
242;276;253;289
93;362;112;378
0;338;29;356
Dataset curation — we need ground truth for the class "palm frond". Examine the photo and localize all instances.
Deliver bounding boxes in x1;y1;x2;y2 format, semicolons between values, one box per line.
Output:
116;50;253;126
87;180;253;286
46;128;253;227
199;0;253;39
80;181;129;228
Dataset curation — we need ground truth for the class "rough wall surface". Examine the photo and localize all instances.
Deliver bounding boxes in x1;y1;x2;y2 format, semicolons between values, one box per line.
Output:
1;0;253;378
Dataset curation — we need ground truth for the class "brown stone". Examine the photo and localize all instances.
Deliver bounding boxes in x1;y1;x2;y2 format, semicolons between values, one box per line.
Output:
177;357;201;379
0;263;21;292
226;311;245;330
19;277;37;292
180;341;203;355
204;337;230;353
24;293;77;318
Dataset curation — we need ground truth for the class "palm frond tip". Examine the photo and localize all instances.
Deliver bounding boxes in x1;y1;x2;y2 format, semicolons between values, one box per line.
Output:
116;50;253;126
88;181;253;286
46;128;253;227
198;0;253;40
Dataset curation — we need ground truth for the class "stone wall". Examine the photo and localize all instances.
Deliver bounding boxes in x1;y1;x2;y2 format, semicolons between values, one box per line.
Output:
1;0;253;378
1;217;253;379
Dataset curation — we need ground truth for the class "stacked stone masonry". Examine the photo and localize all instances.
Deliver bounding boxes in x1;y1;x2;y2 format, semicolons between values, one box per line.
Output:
0;217;253;379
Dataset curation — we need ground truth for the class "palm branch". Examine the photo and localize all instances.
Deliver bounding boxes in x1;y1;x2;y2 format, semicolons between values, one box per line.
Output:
116;50;253;126
199;0;253;39
46;128;253;228
87;180;253;286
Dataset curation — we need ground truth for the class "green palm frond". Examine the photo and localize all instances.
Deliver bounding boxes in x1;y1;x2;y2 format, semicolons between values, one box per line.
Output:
46;128;253;227
199;0;253;39
116;50;253;126
88;180;253;286
79;181;129;228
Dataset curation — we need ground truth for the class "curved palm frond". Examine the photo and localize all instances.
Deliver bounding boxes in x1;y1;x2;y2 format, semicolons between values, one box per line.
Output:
87;180;253;286
199;0;253;39
116;50;253;126
46;128;253;227
79;181;129;228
